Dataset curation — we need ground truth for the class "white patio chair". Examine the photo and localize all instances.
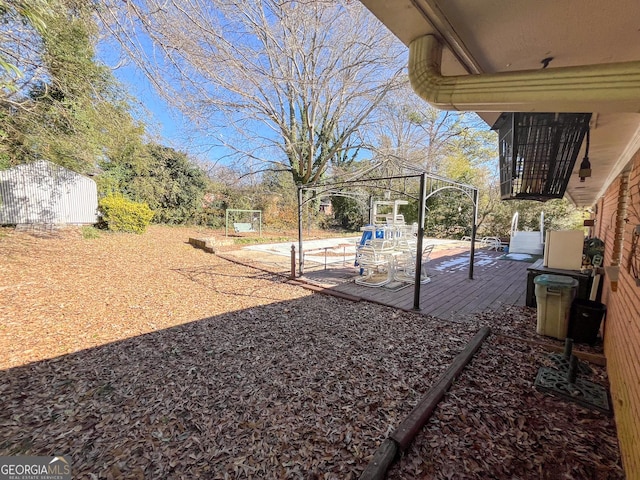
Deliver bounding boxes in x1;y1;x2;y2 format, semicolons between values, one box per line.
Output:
481;236;502;251
394;244;434;284
394;237;417;252
355;245;391;287
369;239;395;251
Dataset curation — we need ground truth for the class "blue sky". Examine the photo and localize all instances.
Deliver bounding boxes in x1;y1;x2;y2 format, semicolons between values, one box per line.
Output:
115;65;185;144
97;42;196;157
99;51;244;169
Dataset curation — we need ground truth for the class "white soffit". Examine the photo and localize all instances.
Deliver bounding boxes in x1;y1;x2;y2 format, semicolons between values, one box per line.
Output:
359;0;640;207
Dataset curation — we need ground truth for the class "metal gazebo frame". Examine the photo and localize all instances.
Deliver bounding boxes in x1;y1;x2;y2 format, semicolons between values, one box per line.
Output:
297;171;479;311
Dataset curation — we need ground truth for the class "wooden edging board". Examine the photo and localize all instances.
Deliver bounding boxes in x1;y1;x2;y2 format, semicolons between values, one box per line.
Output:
359;326;491;480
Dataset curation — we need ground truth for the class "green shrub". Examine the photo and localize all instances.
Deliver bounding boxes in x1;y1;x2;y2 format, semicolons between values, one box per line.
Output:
98;195;154;234
330;196;366;231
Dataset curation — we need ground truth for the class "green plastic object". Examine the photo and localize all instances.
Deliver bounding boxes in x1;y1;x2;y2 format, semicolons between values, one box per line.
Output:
533;274;579;288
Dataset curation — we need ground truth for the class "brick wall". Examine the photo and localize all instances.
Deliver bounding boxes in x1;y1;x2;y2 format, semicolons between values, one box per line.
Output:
597;151;640;477
597;177;621;267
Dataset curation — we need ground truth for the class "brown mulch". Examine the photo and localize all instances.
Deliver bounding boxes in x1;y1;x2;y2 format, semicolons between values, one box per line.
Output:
0;225;625;479
0;225;308;369
388;332;622;479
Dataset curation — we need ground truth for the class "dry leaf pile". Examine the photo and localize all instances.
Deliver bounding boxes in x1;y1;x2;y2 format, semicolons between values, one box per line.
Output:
1;225;476;478
0;226;624;479
0;226;310;369
2;295;477;479
388;314;623;480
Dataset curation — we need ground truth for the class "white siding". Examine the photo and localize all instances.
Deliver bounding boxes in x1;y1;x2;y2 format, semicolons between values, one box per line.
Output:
0;160;98;225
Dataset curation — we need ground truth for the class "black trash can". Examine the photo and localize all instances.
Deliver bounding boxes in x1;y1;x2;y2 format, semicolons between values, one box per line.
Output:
568;299;607;345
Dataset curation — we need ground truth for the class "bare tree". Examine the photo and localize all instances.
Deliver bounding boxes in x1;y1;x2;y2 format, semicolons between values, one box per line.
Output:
99;0;405;185
0;0;52;110
366;80;485;176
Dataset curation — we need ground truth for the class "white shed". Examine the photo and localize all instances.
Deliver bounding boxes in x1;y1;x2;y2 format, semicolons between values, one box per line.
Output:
0;160;98;225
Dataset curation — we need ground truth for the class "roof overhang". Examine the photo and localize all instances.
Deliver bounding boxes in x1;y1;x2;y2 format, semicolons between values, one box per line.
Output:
358;0;640;207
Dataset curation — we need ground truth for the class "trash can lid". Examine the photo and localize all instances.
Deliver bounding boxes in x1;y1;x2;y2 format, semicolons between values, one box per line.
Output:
533;274;579;288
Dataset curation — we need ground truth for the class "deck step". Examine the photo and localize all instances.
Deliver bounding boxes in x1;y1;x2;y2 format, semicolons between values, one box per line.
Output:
510;231;544;255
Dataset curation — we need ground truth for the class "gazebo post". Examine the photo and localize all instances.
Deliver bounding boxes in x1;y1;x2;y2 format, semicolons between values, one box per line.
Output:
413;173;427;310
298;187;304;276
469;189;478;280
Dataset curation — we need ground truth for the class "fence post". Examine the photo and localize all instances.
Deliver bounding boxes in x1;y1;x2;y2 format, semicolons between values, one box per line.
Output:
290;244;296;279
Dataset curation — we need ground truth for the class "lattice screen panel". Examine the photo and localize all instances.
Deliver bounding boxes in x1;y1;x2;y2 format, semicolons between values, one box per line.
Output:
493;112;591;201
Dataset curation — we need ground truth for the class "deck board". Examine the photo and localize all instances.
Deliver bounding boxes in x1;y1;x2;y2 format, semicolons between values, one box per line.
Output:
302;249;534;320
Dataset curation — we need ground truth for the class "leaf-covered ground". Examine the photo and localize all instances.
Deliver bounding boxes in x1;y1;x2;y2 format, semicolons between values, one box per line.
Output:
0;226;624;479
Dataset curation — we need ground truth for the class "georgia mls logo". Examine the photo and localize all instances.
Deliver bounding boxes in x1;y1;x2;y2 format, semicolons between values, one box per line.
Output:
0;456;71;480
48;457;70;474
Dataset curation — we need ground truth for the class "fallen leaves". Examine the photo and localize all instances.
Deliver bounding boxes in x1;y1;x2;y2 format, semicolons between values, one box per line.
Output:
0;226;624;479
387;331;623;480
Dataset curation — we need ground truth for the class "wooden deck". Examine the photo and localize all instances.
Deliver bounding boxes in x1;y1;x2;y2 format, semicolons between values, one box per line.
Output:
301;248;533;321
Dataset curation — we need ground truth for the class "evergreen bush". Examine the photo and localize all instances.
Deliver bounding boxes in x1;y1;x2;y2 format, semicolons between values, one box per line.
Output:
98;195;154;234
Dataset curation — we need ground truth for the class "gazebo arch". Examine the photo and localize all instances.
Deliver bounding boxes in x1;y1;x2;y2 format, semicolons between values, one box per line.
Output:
298;172;479;311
